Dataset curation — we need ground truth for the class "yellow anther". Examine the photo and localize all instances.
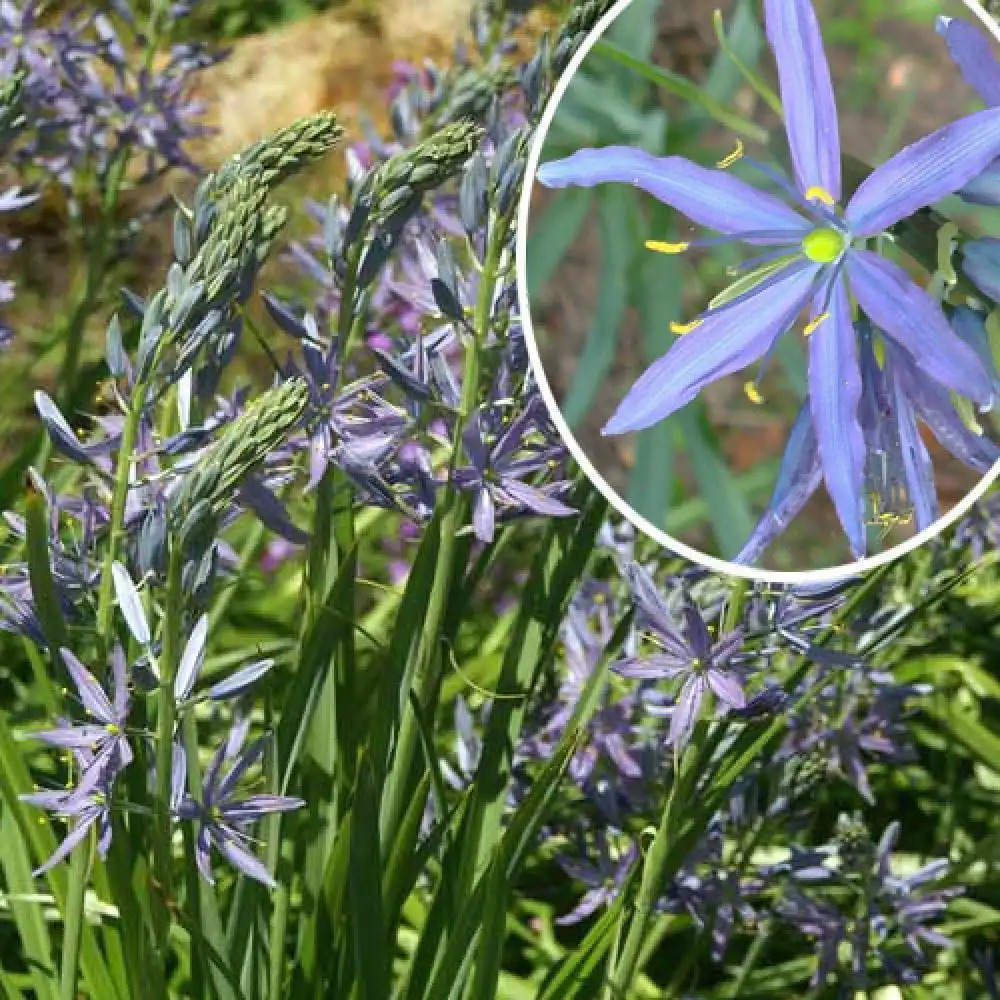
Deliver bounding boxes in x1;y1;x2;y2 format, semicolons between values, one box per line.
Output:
744;381;764;405
670;319;703;335
716;139;744;169
646;240;690;255
805;186;836;206
803;312;830;337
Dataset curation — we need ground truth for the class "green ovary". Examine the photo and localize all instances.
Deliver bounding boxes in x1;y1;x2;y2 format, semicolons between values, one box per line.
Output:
802;227;847;264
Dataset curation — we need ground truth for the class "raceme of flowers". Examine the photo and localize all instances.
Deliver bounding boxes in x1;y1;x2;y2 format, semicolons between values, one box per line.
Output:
536;0;1000;563
0;0;990;994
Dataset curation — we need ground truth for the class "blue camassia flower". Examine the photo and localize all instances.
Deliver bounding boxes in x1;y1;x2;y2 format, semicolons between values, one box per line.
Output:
536;0;1000;557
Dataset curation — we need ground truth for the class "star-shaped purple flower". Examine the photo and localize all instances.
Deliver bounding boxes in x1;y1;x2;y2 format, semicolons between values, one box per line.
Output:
175;718;303;888
613;564;745;748
536;0;1000;557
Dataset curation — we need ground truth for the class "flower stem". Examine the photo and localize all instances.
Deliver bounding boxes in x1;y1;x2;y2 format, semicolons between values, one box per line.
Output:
96;378;150;646
58;831;91;1000
608;744;684;996
380;219;503;847
153;540;184;904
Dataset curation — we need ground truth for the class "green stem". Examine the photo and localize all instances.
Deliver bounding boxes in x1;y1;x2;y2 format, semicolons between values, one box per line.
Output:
59;833;91;1000
96;378;150;645
379;220;503;849
609;744;684;996
153;541;184;904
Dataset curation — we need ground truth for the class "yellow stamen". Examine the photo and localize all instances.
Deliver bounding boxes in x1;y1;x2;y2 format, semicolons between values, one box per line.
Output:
716;139;744;169
804;185;836;206
646;240;690;255
803;312;830;337
744;381;764;405
670;319;703;335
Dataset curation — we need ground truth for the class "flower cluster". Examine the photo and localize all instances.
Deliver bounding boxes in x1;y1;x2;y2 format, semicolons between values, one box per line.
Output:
0;1;218;189
536;0;1000;563
516;545;960;985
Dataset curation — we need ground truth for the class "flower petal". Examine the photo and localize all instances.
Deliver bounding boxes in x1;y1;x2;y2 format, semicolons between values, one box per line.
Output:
764;0;841;199
473;487;495;543
953;306;1000;380
604;262;822;434
613;654;686;680
846;107;1000;235
885;357;939;532
735;405;821;566
60;648;115;724
962;237;1000;302
937;17;1000;106
705;668;746;710
847;250;994;405
216;832;276;887
808;279;866;558
536;147;808;237
668;676;705;749
891;344;1000;474
959;161;1000;205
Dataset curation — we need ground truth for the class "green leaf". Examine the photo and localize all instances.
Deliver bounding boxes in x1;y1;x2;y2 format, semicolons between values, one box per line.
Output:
350;754;390;1000
526;190;592;296
628;210;682;526
592;40;769;144
562;188;634;427
675;408;754;559
25;485;67;654
469;847;508;1000
536;893;627;1000
0;802;58;1000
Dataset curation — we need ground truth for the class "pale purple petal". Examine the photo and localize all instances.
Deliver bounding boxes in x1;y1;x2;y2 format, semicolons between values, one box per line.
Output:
110;646;129;719
613;654;687;680
706;668;746;710
111;562;150;647
736;405;822;565
170;743;187;812
221;794;304;823
892;346;1000;474
499;479;575;517
216;735;266;802
555;887;608;925
60;648;115;724
32;809;99;876
604;262;822;435
623;563;687;657
808;279;866;558
937;17;1000;106
846;107;1000;235
886;363;939;532
682;605;711;662
216;832;276;888
174;614;208;703
207;659;275;701
35;724;107;748
959;162;1000;205
473;487;495;543
536;147;809;237
668;676;705;748
764;0;841;199
962;237;1000;301
847;250;994;406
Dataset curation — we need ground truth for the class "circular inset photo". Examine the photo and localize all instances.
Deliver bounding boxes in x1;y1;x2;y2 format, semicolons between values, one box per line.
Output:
517;0;1000;575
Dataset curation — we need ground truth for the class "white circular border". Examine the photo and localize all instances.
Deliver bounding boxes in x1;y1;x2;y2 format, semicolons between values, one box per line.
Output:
515;0;1000;585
